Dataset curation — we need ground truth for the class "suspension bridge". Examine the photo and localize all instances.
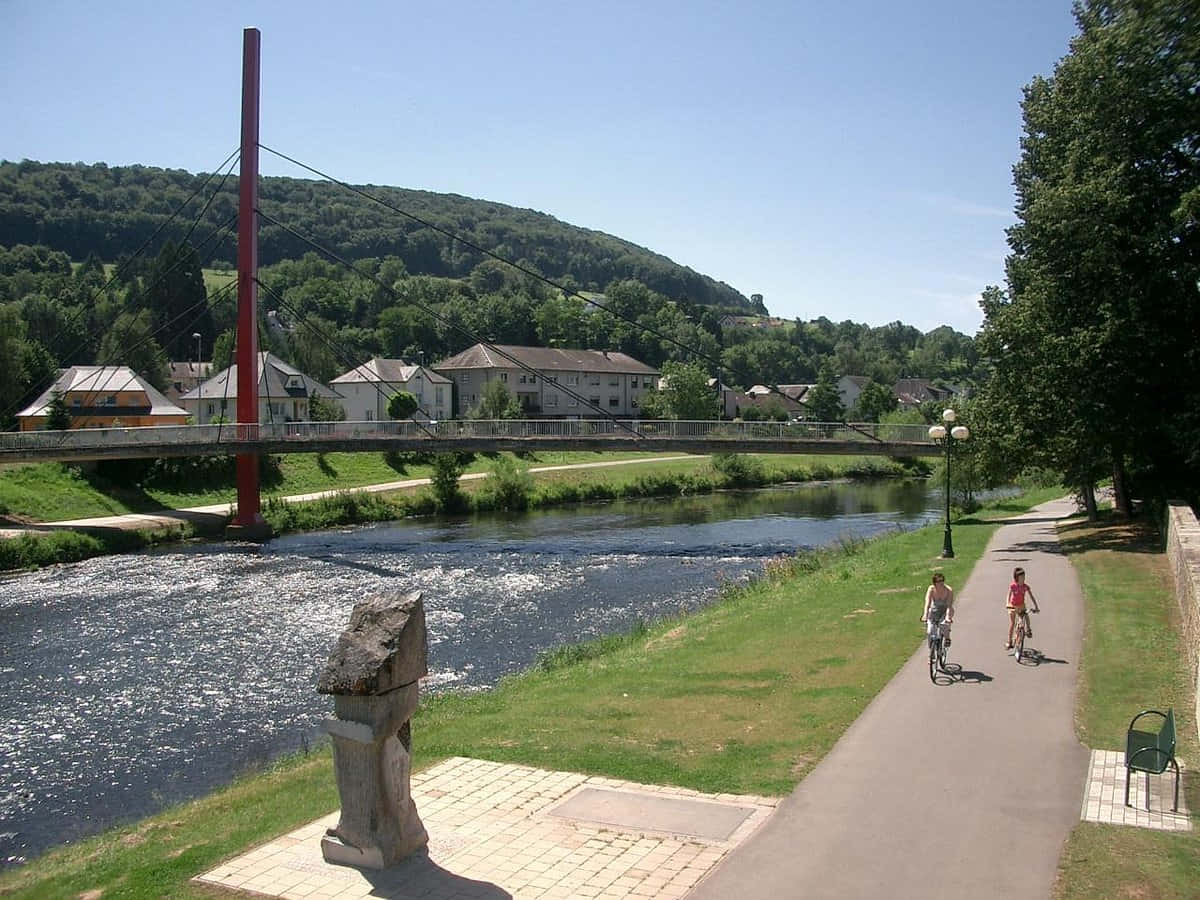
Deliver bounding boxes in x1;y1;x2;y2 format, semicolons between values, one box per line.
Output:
0;419;939;465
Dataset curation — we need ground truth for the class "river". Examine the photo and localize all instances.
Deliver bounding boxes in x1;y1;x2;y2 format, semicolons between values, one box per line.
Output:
0;478;940;867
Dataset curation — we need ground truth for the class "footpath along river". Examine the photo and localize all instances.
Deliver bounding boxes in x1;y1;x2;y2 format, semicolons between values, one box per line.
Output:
0;479;941;867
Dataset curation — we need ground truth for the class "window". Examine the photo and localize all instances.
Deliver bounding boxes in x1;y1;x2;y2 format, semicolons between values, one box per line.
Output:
631;398;639;409
435;386;444;403
643;378;654;388
500;372;508;382
609;377;619;386
103;395;117;406
589;396;601;406
545;395;558;408
529;374;538;384
609;396;620;408
366;410;374;421
461;372;472;384
519;374;527;384
569;398;578;407
566;374;580;386
207;402;215;416
589;376;600;386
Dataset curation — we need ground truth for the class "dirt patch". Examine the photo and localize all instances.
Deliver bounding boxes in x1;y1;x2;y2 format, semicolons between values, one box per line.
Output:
646;625;687;650
875;587;911;595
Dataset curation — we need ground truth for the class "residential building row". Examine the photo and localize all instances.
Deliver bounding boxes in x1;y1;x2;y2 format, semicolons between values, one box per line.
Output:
15;343;956;431
14;344;662;430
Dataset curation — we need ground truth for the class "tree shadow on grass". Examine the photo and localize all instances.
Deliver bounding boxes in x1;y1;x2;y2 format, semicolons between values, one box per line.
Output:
1057;515;1160;556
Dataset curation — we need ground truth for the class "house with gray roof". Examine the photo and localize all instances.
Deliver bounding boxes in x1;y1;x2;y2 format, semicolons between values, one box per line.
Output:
434;343;659;418
329;358;451;422
177;352;342;425
16;366;189;431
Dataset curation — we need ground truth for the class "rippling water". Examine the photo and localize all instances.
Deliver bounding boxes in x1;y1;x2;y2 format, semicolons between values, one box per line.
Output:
0;480;937;867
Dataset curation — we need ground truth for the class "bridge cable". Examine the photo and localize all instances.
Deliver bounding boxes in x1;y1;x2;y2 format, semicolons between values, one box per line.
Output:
258;145;806;416
43;279;238;448
44;213;240;431
254;208;646;440
254;278;438;440
10;149;241;411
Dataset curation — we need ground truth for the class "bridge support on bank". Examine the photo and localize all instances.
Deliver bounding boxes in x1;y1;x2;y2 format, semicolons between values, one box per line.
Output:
227;26;271;542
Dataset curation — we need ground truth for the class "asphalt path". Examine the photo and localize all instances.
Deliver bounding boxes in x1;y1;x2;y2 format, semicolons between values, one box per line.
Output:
689;496;1090;900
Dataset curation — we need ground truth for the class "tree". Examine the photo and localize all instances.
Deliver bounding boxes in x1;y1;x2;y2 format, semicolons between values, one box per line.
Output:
804;367;845;422
852;380;897;422
429;452;468;512
310;393;346;421
977;0;1200;508
45;389;72;430
657;361;718;420
96;309;170;392
471;379;522;419
387;391;418;420
143;240;213;360
0;303;29;427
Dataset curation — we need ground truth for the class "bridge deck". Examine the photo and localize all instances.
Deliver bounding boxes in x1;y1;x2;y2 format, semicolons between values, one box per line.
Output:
1;419;941;464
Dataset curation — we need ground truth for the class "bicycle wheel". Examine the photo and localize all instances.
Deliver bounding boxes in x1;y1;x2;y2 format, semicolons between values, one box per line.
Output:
929;638;939;682
1014;620;1025;663
937;632;948;671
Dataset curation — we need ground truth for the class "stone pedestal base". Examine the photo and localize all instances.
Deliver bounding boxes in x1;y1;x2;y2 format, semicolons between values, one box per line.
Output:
321;685;428;869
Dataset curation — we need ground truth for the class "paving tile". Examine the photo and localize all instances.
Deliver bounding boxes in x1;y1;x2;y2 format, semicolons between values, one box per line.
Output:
194;756;775;899
1079;748;1191;832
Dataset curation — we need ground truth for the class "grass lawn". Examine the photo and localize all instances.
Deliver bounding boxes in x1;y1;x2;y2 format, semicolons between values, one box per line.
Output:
1053;514;1199;899
0;451;905;523
0;500;1007;898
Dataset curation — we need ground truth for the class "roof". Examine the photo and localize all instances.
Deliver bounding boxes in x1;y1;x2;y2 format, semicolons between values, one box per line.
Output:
178;352;342;401
168;361;213;382
16;366;188;418
435;343;659;375
893;378;954;406
330;357;450;385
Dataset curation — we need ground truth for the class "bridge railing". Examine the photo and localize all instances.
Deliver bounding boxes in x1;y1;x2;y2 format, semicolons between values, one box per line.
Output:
0;418;934;453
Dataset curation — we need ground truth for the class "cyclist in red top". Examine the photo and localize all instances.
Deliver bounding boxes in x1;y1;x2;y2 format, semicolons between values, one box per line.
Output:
1005;566;1039;649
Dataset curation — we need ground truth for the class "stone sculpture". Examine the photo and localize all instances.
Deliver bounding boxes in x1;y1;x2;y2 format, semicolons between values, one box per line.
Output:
317;590;429;869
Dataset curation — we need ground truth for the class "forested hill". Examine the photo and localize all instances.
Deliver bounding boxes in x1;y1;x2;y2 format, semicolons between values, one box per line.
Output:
0;159;761;313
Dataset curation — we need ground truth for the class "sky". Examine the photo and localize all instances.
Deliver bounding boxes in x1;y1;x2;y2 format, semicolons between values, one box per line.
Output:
2;0;1080;336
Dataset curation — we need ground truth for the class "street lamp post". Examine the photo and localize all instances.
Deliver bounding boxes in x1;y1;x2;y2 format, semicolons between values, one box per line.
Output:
192;332;203;390
928;408;970;558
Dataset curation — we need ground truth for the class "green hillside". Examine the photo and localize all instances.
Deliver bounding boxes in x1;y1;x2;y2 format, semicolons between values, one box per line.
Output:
0;159;760;313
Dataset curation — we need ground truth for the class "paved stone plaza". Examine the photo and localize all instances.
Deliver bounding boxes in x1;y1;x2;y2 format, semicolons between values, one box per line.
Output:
196;756;777;899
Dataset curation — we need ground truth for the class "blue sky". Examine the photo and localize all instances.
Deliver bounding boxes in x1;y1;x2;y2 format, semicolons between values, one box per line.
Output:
2;0;1079;335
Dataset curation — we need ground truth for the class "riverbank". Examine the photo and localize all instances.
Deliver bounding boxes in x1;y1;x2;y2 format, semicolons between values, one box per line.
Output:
0;487;1068;898
0;451;919;571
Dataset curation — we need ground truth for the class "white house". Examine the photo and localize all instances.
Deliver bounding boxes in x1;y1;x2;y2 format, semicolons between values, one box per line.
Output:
178;352;342;425
434;343;659;418
329;357;452;422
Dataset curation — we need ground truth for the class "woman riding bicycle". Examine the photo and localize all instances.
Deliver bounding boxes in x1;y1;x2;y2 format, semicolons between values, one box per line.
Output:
920;572;954;646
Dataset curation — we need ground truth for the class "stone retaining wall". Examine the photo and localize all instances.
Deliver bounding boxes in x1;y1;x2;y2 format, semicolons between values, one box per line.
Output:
1166;502;1200;742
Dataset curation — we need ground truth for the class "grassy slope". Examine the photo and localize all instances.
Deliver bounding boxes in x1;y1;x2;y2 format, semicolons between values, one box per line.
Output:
1054;515;1199;899
0;451;899;522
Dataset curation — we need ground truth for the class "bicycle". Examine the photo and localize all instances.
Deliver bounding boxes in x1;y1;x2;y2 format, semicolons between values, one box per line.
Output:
1012;607;1038;662
927;618;951;682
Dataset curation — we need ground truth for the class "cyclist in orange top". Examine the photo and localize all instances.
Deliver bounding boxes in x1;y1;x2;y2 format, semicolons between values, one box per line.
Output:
1005;566;1039;649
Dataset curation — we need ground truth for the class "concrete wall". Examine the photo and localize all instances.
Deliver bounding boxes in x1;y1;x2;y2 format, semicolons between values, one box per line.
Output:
1166;502;1200;742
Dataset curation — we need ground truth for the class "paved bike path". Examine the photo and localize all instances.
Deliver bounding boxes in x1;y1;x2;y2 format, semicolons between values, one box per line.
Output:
689;496;1090;899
